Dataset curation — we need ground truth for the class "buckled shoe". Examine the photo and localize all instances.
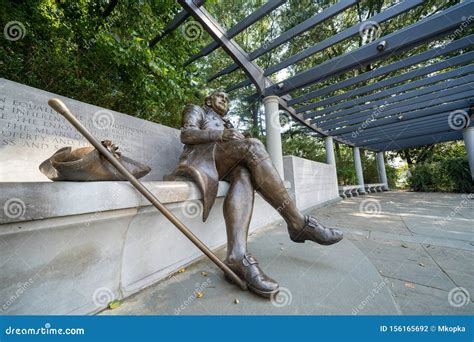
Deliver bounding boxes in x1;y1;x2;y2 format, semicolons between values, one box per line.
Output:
288;216;343;245
224;253;279;298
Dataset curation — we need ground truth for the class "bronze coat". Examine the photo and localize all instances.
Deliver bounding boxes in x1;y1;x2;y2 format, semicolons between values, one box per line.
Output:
168;104;233;222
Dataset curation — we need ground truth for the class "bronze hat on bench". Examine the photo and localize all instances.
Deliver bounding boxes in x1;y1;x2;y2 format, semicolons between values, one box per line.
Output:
39;140;151;181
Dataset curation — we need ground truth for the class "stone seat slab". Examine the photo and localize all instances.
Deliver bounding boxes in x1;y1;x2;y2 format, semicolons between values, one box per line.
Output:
0;181;230;224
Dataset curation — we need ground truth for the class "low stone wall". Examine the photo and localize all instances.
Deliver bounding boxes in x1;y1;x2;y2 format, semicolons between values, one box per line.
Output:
283;156;340;211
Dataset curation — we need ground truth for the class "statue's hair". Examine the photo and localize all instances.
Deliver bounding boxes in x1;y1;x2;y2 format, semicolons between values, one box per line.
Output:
204;89;227;107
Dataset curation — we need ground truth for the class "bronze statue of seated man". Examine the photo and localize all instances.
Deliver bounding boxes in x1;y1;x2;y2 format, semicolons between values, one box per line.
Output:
167;91;343;298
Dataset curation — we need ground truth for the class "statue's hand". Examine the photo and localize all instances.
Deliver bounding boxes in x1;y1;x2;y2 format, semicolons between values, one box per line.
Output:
221;128;245;141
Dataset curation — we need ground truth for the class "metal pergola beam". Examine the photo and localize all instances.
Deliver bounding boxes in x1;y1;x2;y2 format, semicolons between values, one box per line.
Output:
351;118;459;145
287;35;473;107
303;53;474;117
226;0;424;93
360;124;460;145
184;0;286;66
149;0;205;47
266;1;473;97
309;63;474;122
208;0;357;82
322;84;474;132
330;98;474;137
350;107;473;144
317;74;474;128
311;66;474;124
346;111;459;143
364;131;464;151
341;103;473;141
178;0;270;94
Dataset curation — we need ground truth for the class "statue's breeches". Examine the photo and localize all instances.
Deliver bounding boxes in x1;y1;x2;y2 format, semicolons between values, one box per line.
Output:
214;138;271;179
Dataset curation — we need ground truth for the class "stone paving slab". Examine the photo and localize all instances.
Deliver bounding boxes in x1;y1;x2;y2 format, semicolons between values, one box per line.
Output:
386;278;473;315
423;244;474;298
349;238;455;291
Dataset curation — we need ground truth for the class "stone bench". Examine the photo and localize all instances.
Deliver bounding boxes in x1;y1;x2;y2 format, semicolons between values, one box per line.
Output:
0;79;341;315
338;185;363;198
365;183;388;193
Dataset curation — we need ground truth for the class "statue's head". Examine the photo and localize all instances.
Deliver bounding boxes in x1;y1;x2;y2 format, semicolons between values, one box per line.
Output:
205;91;230;116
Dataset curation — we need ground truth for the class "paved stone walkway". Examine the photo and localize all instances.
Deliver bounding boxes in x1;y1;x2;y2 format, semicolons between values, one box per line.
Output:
101;191;473;315
318;191;473;315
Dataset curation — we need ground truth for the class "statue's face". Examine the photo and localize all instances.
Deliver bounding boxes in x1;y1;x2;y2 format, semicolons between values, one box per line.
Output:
210;92;230;116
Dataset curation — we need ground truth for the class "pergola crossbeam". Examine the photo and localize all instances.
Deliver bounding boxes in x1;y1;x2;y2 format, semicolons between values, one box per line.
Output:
310;65;474;124
184;0;287;66
317;74;474;129
364;131;464;151
287;35;473;107
346;111;465;143
226;0;424;93
303;52;474;117
149;0;205;47
350;117;466;145
330;97;474;137
266;1;473;97
208;0;357;82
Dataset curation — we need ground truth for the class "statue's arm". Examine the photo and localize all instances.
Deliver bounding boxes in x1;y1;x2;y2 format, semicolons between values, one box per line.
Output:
180;105;223;145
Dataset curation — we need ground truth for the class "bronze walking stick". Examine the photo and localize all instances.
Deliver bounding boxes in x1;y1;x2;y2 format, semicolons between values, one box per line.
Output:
48;98;247;290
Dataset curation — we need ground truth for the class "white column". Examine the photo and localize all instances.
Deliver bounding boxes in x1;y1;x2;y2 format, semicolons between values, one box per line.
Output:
463;127;474;180
353;147;366;194
376;151;389;190
263;95;284;178
325;136;336;166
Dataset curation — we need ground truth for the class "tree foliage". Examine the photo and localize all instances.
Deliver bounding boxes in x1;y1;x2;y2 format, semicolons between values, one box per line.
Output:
1;0;209;127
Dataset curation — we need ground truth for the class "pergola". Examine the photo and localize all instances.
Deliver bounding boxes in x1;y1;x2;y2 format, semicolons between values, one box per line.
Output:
151;0;474;191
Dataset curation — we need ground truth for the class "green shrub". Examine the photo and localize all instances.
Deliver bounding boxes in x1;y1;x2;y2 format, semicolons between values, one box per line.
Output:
408;157;473;193
441;157;473;193
408;163;439;192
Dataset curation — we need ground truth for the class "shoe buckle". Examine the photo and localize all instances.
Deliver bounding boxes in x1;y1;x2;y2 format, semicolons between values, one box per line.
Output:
242;253;258;266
